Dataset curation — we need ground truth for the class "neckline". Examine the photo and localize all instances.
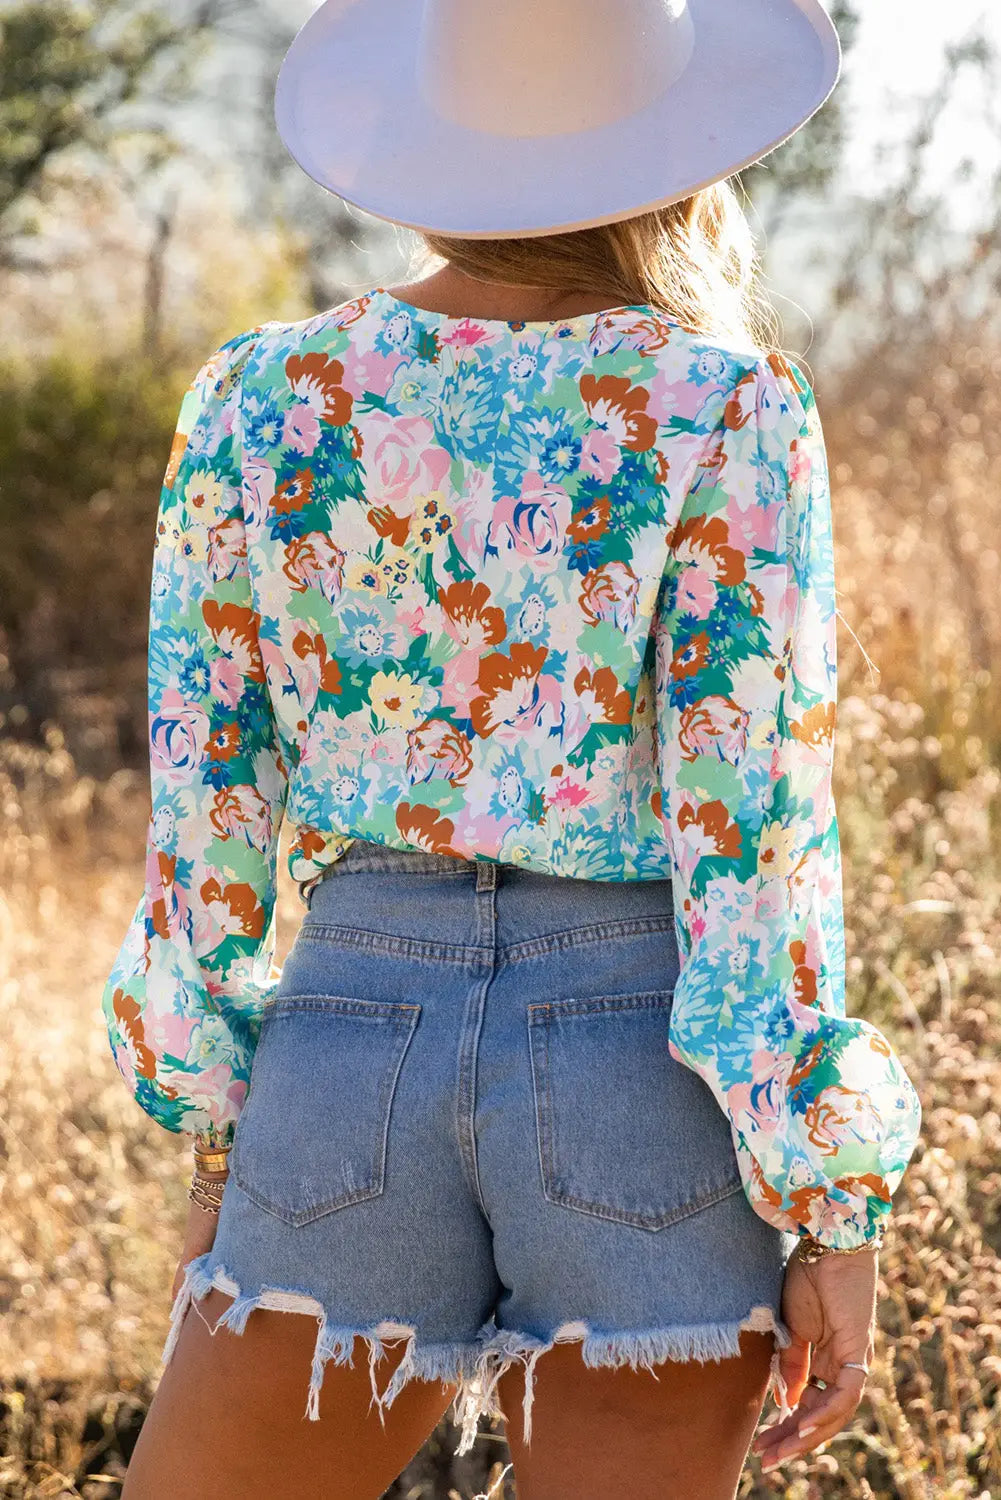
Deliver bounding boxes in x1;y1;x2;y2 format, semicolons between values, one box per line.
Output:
366;284;671;334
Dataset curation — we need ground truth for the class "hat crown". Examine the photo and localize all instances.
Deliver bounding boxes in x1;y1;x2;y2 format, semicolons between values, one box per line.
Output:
416;0;695;138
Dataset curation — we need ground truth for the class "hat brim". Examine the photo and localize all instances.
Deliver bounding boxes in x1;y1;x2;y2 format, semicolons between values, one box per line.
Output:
275;0;841;239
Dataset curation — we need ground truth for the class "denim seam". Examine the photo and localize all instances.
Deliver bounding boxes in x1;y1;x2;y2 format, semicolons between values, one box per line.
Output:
527;998;743;1231
232;1003;421;1225
453;880;498;1216
538;1177;746;1233
298;924;494;966
527;989;675;1020
501;915;675;964
296;915;675;968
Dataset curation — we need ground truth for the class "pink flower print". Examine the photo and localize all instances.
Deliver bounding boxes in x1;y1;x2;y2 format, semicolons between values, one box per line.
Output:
729;1050;796;1137
209;656;242;709
440;651;483;711
549;774;591;811
150;692;209;781
441;319;492;349
283;402;321;456
580;427;622;482
486;471;571;570
676;563;717;620
366;411;448;507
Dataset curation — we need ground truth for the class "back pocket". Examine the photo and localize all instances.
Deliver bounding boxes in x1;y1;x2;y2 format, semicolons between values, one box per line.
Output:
528;991;742;1232
231;995;420;1226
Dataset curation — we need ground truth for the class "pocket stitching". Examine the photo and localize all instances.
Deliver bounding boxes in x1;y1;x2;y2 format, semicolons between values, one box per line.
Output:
528;993;742;1233
233;997;420;1226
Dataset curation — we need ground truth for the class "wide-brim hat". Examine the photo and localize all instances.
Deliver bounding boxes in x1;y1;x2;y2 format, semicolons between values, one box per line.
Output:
275;0;841;240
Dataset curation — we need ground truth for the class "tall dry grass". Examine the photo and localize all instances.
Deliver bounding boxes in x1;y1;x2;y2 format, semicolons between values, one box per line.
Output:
1;323;1000;1499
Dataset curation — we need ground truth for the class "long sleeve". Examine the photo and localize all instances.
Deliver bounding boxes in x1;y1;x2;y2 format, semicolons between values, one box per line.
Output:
653;353;921;1249
102;328;289;1148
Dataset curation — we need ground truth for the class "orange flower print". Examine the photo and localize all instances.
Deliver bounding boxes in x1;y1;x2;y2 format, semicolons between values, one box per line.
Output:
273;468;314;514
395;803;459;855
789;938;819;1006
201;600;266;683
573;664;632;724
163;427;190;492
723;367;759;432
579;373;658;452
670;632;710;681
591;307;676;356
149;849;177;940
292;630;343;695
568;495;611;542
285;352;353;426
676;800;742;858
288;824;328;863
282;534;346;602
199;878;266;940
210;785;273;849
790;700;836;753
677;694;750;765
406;718;474;785
470;642;548;738
112;990;158;1080
579;561;640;631
669;514;745;586
438;580;506;649
804;1086;883;1155
206;722;241;761
367;503;413;547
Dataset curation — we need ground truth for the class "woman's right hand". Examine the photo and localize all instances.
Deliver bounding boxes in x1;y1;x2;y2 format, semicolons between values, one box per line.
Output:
751;1246;878;1472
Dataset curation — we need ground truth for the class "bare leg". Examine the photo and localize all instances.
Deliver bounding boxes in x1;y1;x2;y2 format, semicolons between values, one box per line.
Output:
497;1331;775;1500
122;1288;456;1500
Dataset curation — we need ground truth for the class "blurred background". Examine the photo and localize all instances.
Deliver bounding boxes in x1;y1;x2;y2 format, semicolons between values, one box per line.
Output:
1;2;1000;1496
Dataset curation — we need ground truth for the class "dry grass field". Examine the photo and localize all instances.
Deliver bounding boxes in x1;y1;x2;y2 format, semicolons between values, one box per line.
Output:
1;330;1000;1498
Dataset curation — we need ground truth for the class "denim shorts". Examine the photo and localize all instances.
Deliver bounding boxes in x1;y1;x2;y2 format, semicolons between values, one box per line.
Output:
167;837;797;1452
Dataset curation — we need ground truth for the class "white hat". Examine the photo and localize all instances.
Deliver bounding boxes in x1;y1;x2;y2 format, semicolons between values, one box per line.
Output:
275;0;841;240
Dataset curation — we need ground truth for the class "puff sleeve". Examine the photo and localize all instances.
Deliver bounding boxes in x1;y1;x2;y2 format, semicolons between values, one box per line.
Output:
102;329;289;1148
653;353;921;1249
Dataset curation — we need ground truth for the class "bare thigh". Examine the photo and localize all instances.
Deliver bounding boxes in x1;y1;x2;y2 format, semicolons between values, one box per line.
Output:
121;1289;456;1500
497;1331;775;1500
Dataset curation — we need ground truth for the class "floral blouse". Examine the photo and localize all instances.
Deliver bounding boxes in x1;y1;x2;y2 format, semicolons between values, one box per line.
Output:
103;286;921;1249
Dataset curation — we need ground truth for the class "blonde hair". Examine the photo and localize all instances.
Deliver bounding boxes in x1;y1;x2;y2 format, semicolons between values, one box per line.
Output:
414;180;785;355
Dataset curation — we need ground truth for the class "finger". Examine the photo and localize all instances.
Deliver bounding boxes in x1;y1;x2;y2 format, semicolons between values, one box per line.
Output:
796;1367;866;1441
775;1336;811;1410
759;1369;865;1469
752;1383;826;1457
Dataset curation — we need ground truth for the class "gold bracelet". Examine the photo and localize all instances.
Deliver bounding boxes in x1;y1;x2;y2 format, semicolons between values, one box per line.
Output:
796;1228;885;1264
193;1144;232;1175
188;1178;226;1214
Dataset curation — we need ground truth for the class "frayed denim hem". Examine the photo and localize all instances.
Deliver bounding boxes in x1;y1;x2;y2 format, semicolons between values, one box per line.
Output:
163;1252;792;1455
475;1308;793;1447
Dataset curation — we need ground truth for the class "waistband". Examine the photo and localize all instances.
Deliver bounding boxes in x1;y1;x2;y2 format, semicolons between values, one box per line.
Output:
319;836;509;879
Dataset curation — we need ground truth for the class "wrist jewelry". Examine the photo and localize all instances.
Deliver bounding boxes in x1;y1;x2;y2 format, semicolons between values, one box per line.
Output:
193;1143;232;1175
796;1228;884;1264
188;1174;227;1214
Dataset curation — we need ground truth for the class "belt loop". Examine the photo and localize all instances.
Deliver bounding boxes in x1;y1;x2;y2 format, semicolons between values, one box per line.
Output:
475;860;498;892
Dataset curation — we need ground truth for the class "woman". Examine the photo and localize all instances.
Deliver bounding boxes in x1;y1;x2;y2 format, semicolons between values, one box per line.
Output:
106;2;922;1495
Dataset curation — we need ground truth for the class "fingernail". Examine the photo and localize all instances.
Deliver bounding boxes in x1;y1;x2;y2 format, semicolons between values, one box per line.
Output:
799;1422;818;1437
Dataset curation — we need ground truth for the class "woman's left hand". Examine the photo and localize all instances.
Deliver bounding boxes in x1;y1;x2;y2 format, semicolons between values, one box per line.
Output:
171;1192;223;1302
